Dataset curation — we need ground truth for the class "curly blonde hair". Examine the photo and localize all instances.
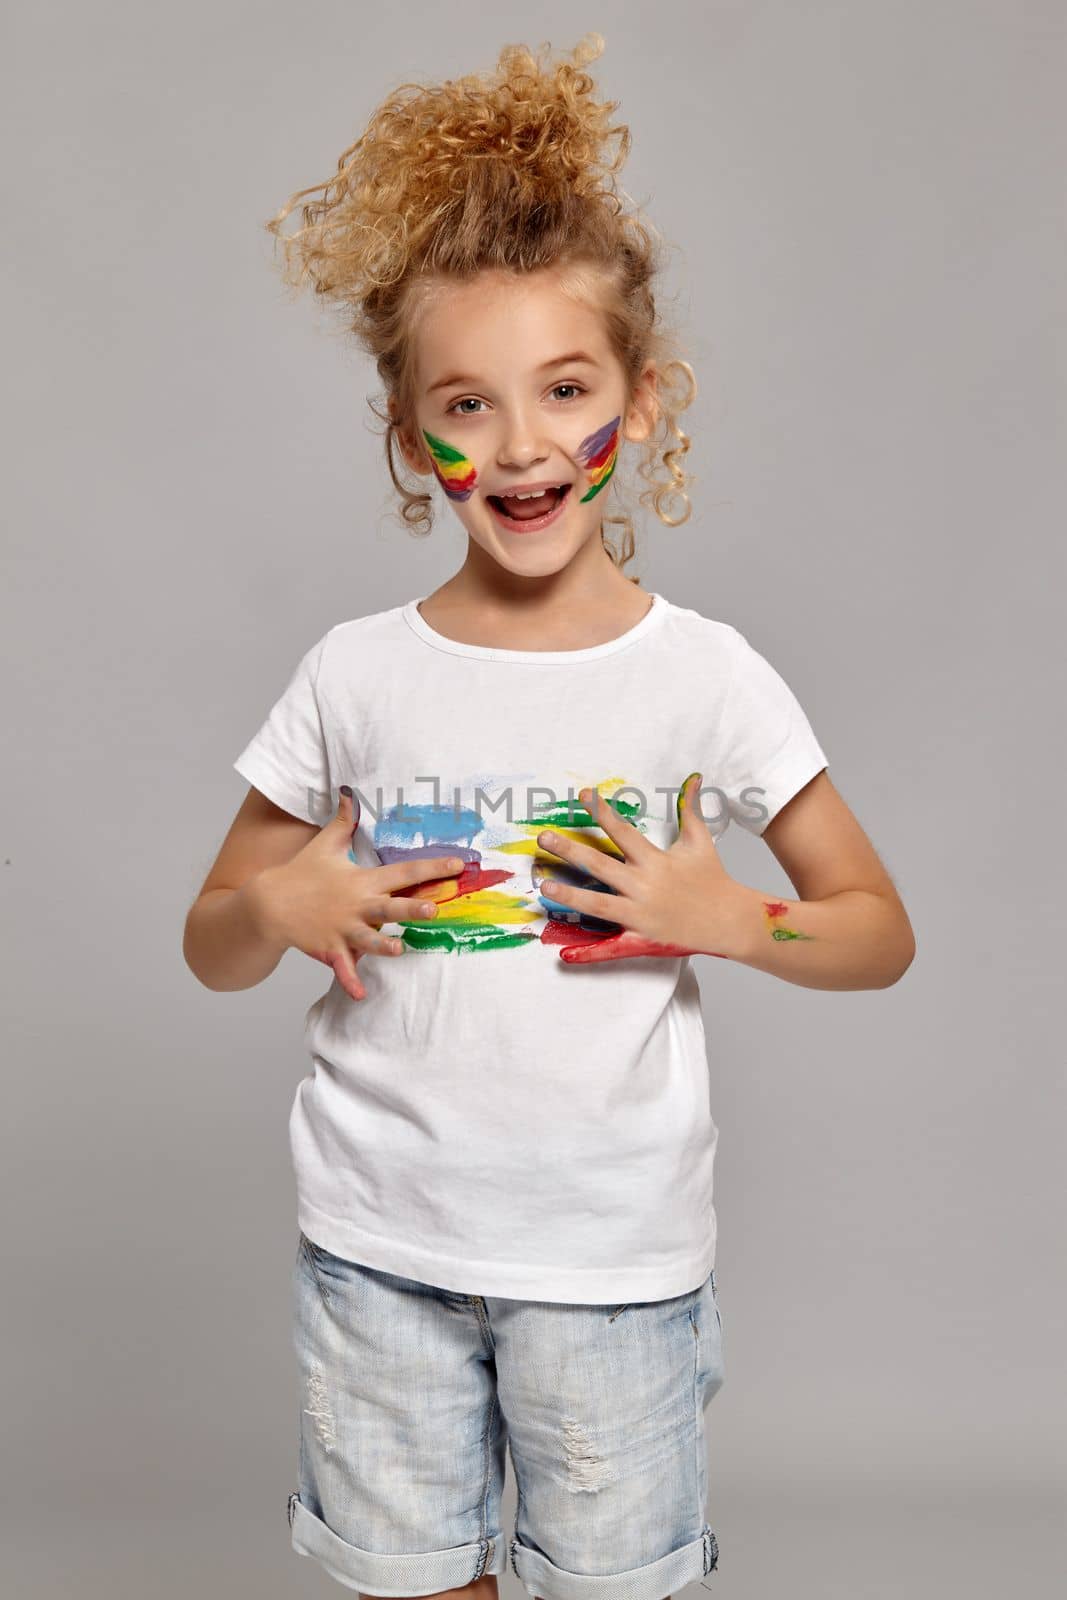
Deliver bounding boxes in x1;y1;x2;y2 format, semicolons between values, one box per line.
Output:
264;34;697;578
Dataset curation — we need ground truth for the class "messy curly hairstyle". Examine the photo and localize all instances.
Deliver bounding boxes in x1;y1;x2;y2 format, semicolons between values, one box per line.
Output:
264;33;697;578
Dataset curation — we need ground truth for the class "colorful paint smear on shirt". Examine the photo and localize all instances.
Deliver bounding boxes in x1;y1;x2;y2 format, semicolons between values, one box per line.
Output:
365;779;718;960
575;416;620;502
422;430;478;501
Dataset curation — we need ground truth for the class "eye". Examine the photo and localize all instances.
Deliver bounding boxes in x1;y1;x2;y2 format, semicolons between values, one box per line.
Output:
444;383;586;416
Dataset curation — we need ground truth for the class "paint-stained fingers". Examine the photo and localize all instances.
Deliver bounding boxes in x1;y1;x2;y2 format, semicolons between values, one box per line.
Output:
559;930;698;964
541;878;624;921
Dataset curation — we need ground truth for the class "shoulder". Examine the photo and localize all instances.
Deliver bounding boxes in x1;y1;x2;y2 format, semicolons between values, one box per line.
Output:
655;597;740;665
302;602;415;707
315;602;410;665
661;601;813;687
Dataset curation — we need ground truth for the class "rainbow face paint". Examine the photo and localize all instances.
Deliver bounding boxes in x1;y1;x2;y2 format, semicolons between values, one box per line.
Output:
422;429;478;502
575;415;620;502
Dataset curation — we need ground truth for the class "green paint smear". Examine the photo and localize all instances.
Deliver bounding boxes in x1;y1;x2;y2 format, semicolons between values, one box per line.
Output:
770;928;816;941
400;921;537;952
579;460;616;502
515;795;643;826
421;429;467;465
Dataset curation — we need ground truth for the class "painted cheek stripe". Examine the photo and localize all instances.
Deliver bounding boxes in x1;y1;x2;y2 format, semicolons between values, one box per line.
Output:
422;428;478;501
575;415;620;502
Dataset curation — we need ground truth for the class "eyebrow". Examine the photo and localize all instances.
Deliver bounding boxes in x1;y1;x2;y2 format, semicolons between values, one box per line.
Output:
426;351;601;395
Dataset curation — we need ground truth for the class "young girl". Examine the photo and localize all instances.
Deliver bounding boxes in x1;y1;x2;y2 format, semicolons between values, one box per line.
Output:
184;35;914;1600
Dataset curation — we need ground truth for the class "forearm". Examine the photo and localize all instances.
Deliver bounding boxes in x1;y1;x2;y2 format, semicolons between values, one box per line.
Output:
714;884;915;991
182;872;290;992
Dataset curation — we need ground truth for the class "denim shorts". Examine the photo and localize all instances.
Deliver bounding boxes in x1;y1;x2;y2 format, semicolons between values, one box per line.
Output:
288;1231;725;1599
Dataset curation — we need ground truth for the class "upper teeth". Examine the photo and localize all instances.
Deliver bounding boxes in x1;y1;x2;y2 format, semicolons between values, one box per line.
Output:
511;487;561;499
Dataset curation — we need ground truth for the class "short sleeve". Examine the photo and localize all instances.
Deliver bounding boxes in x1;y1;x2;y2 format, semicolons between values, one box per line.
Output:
232;632;333;825
711;627;829;836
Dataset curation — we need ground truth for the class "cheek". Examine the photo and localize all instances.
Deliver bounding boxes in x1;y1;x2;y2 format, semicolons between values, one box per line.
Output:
422;427;479;502
573;415;621;502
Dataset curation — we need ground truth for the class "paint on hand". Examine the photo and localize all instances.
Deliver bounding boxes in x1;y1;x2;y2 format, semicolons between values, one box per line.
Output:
559;929;702;963
556;771;726;962
677;771;702;829
762;899;815;942
576;416;620;502
422;429;478;501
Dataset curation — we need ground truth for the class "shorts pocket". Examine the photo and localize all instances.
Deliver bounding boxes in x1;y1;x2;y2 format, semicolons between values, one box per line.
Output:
301;1231;351;1269
299;1231;340;1303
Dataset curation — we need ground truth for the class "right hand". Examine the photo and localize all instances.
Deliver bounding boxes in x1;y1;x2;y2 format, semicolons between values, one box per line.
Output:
255;788;464;1002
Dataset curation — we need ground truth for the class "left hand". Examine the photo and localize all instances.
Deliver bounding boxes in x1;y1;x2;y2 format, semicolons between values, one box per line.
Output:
538;773;748;964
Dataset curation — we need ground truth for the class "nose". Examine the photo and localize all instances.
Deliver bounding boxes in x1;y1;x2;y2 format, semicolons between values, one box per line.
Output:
496;407;552;472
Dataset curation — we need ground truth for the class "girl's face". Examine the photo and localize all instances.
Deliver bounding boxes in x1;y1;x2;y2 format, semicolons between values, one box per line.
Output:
396;268;657;579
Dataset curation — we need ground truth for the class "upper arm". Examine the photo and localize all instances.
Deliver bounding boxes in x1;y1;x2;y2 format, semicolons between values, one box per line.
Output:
192;784;321;901
761;769;907;915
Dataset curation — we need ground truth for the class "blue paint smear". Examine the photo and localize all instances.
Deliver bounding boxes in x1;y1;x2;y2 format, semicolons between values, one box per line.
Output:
375;802;484;850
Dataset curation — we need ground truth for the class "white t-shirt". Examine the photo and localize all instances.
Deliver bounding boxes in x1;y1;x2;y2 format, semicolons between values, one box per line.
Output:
232;592;828;1304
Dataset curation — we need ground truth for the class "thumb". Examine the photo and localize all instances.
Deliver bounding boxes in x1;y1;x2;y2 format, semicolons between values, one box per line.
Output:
333;784;360;837
675;771;704;841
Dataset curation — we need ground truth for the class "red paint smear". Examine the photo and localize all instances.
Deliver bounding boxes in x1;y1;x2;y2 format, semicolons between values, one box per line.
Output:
438;465;477;496
540;919;606;948
560;931;697;963
584;429;618;473
764;900;790;918
412;864;512;902
540;920;731;961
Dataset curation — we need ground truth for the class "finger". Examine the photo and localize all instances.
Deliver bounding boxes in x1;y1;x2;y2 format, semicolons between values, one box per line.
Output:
334;785;361;836
370;894;446;923
310;942;376;981
344;922;407;958
675;770;707;841
579;786;656;863
540;874;628;922
536;825;630;892
329;946;367;1001
560;930;699;964
374;856;465;893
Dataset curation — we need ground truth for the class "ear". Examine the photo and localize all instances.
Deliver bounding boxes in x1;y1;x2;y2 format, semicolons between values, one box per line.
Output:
389;398;432;477
621;361;660;445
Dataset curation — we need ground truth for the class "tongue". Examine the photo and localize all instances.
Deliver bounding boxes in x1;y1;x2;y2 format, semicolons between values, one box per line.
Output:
499;489;558;519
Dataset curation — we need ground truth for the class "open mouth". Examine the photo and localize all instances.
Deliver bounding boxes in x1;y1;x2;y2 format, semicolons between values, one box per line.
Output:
486;484;572;532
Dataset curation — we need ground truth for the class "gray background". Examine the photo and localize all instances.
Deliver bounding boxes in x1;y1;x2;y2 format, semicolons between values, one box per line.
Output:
3;2;1063;1596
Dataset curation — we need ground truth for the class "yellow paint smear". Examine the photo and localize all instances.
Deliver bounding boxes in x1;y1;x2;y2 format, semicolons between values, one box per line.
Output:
437;889;543;925
497;833;625;862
